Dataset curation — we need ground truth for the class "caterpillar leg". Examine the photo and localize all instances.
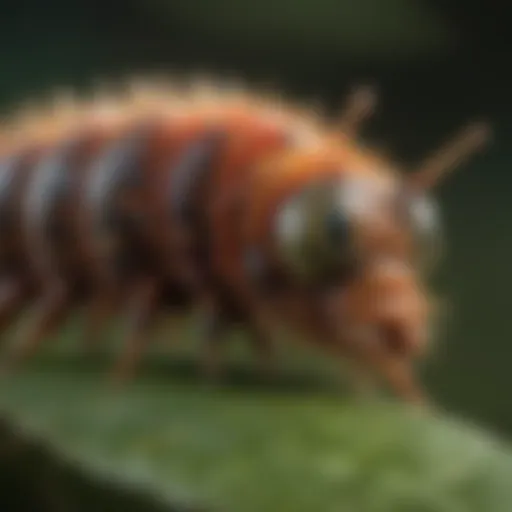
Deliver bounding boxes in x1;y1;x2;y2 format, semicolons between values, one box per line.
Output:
1;283;71;375
343;360;379;401
349;341;432;410
0;278;29;338
198;305;231;382
107;278;160;387
246;324;278;382
150;309;181;350
381;359;431;410
201;314;278;383
80;284;123;354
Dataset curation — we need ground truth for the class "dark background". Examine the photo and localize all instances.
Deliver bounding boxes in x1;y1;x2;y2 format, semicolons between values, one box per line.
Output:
1;0;511;436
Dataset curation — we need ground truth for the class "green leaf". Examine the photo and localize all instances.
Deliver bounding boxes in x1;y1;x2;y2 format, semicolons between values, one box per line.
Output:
1;354;512;512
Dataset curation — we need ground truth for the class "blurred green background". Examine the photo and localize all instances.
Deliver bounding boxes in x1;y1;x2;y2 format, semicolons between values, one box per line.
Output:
1;0;510;438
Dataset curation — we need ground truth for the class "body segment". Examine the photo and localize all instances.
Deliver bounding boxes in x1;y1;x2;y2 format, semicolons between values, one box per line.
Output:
0;79;489;404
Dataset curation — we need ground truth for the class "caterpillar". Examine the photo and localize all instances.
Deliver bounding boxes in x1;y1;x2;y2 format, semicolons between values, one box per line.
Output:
0;76;490;407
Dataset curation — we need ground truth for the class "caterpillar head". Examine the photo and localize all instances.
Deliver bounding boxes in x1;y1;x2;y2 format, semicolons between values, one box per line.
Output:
272;121;490;365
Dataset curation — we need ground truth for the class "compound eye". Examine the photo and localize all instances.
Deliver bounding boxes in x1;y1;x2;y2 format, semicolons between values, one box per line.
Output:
309;181;358;280
324;207;350;245
274;179;356;282
321;206;354;271
405;193;443;273
274;193;311;279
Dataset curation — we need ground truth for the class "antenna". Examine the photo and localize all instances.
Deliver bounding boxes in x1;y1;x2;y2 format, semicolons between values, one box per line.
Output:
338;85;378;137
409;121;492;191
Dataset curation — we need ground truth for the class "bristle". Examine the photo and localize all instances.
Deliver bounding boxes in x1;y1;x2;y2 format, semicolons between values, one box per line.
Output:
89;78;122;111
4;98;53;148
188;73;221;99
50;88;79;114
125;76;168;110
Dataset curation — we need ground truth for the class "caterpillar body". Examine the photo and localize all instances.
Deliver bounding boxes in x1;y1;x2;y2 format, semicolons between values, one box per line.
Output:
0;78;490;406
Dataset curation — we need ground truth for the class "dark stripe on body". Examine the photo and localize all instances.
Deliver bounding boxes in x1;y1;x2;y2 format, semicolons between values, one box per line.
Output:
168;129;226;224
0;152;29;234
85;122;155;276
165;129;226;287
24;136;83;243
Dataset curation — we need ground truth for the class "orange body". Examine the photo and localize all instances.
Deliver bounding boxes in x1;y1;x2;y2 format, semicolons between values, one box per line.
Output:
0;78;490;403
